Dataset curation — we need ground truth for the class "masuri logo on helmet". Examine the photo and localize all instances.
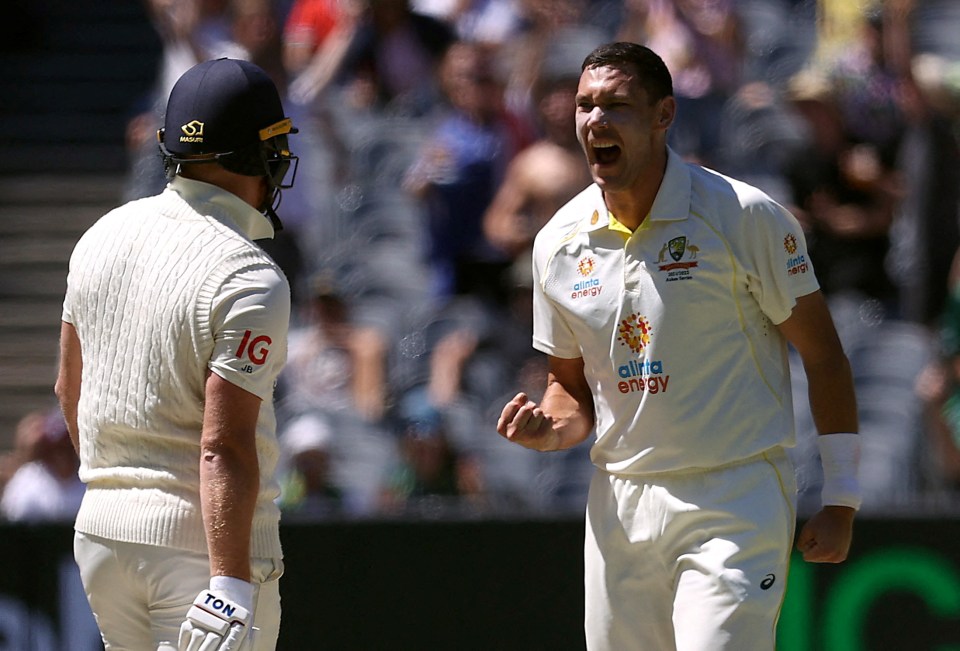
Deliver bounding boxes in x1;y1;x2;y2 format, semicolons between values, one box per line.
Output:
179;120;205;142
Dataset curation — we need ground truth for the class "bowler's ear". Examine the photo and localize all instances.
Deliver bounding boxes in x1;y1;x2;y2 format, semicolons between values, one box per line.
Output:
656;96;677;130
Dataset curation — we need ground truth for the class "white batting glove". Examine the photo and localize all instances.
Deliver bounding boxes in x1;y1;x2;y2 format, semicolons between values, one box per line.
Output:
179;577;254;651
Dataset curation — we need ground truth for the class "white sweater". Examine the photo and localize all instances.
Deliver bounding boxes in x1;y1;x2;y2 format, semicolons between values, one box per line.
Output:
62;177;289;558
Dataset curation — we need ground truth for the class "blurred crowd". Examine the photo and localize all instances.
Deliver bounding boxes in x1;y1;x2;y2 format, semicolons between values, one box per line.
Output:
5;0;960;522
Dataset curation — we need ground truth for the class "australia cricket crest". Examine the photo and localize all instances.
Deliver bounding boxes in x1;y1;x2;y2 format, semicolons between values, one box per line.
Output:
657;235;700;281
668;236;686;262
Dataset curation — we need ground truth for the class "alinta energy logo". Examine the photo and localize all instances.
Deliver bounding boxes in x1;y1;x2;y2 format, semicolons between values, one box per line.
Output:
617;313;652;354
784;233;798;254
577;256;595;276
616;313;669;395
571;255;602;299
180;120;205;144
784;232;808;276
656;235;699;281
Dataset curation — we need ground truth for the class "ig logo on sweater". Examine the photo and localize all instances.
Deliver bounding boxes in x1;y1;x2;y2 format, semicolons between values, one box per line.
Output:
237;329;271;370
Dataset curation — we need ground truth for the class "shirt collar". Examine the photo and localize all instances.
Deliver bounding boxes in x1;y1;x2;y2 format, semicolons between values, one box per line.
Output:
581;147;692;234
647;147;691;224
168;175;274;241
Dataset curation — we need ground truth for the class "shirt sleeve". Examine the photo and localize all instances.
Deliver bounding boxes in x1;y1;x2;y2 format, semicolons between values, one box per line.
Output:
61;227;91;326
531;238;581;359
743;200;821;325
62;289;74;325
208;264;291;401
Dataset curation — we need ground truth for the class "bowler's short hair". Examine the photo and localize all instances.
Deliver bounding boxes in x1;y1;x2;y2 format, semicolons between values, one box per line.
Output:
582;42;674;104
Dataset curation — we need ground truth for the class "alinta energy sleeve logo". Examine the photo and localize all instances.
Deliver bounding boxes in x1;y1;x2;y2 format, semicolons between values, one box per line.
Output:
783;233;808;276
572;255;603;299
616;313;669;395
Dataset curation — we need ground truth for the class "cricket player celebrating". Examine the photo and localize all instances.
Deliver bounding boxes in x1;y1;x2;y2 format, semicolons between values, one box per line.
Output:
56;58;298;650
497;42;859;650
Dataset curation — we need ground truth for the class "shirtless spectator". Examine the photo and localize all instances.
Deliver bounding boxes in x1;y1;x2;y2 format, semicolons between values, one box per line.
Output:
483;65;591;259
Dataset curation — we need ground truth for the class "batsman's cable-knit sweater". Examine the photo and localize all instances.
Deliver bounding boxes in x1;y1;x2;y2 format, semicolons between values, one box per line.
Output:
62;176;290;559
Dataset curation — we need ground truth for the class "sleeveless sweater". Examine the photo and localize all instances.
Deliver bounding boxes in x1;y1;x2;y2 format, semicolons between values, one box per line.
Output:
62;177;288;558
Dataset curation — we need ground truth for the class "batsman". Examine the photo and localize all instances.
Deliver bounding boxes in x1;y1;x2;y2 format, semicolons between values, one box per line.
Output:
57;58;298;650
497;42;859;650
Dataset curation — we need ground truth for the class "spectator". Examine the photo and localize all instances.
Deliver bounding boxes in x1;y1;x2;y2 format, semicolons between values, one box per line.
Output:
283;0;350;75
0;408;84;522
125;0;237;200
709;79;808;204
276;411;344;516
0;411;44;495
414;0;524;48
496;0;607;135
278;270;390;423
404;39;528;303
332;0;456;115
378;385;485;516
894;50;960;325
146;0;234;95
283;0;363;105
617;0;746;167
416;270;529;412
886;1;960;325
823;7;913;173
219;0;288;90
483;61;592;259
0;410;47;499
918;351;960;490
783;67;905;315
917;247;960;491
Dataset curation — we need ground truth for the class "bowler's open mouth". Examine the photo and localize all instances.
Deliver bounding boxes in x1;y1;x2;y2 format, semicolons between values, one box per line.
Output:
593;142;621;165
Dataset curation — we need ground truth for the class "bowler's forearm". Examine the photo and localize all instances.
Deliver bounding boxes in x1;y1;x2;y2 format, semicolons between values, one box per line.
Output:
805;355;858;435
541;377;594;450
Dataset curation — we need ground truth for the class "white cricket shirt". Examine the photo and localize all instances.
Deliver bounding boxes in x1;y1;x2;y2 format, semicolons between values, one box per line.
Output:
532;149;820;473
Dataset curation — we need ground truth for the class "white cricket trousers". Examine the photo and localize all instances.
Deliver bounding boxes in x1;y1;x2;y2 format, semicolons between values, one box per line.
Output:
74;532;283;651
584;447;797;651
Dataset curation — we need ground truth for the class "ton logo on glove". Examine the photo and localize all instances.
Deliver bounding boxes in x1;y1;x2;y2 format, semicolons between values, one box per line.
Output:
204;593;241;619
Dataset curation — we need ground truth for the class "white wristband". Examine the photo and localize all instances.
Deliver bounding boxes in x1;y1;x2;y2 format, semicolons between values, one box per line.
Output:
210;575;255;614
818;433;862;510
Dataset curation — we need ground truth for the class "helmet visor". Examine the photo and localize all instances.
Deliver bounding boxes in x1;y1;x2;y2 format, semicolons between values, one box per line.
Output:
260;119;298;189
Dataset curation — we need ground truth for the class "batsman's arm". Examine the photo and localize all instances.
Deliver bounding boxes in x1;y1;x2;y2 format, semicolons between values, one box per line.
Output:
55;321;82;455
497;355;594;452
181;373;259;651
200;371;260;582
